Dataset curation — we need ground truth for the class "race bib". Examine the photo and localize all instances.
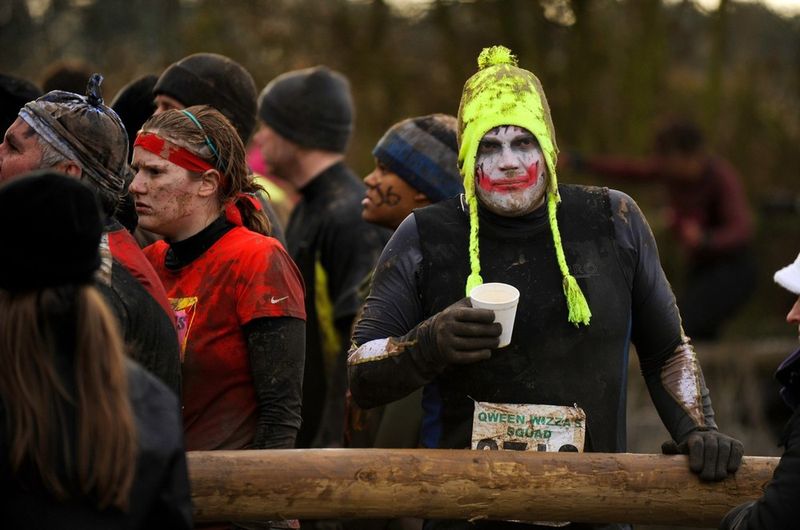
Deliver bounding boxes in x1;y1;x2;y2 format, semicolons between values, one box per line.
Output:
471;402;586;453
471;402;587;527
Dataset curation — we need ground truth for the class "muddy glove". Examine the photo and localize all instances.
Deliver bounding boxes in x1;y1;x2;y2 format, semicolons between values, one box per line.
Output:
429;297;502;365
661;428;744;481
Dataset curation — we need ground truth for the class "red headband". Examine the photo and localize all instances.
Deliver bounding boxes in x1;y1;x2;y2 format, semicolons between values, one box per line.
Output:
134;132;215;173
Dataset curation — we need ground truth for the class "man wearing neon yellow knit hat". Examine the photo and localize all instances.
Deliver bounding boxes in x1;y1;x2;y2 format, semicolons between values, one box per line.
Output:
349;46;742;522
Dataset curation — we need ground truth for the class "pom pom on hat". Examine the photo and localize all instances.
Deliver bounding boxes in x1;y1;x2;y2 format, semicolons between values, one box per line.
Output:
477;46;518;69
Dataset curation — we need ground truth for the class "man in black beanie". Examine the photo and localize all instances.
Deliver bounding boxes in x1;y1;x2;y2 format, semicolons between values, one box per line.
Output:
256;66;390;449
0;75;181;396
152;52;286;244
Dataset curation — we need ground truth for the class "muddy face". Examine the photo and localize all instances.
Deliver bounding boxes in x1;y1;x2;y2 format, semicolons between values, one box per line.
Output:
130;147;202;241
475;125;548;216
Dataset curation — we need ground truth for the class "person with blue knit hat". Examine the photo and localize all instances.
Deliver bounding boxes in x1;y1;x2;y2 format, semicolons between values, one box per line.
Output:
363;113;463;230
350;114;463;451
349;46;742;530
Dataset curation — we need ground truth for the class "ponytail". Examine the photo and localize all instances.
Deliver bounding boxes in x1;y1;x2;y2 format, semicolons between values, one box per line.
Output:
224;177;272;237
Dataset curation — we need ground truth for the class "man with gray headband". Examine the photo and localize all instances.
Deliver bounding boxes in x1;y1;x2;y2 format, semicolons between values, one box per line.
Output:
0;74;181;396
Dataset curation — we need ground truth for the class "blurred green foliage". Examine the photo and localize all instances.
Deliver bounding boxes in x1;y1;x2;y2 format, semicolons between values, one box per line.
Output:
3;0;799;338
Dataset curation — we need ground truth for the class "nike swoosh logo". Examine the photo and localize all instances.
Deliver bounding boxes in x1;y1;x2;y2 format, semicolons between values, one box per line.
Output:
270;296;289;304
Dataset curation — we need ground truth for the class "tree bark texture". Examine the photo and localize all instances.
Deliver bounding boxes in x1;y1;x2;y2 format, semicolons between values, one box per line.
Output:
188;449;777;527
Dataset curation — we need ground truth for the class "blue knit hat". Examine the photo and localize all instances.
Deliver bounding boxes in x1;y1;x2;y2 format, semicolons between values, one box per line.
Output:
372;114;463;202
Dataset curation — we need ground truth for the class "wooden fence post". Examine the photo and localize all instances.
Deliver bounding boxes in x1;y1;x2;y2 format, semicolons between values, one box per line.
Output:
188;449;777;527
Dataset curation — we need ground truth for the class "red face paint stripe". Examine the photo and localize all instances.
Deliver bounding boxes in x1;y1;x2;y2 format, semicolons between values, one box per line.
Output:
134;132;215;174
478;160;539;192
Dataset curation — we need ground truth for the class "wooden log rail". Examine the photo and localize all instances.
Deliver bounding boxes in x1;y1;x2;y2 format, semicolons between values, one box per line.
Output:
188;449;778;527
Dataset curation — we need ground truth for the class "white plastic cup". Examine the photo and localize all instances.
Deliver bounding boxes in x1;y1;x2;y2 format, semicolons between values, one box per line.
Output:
469;282;520;348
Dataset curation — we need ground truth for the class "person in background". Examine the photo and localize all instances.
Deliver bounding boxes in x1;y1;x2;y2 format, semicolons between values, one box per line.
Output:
152;52;287;244
41;58;95;94
720;253;800;529
351;113;464;530
255;65;390;449
362;114;464;231
0;171;192;529
112;74;159;160
562;118;755;340
0;74;180;395
349;46;742;530
351;113;463;448
0;73;41;133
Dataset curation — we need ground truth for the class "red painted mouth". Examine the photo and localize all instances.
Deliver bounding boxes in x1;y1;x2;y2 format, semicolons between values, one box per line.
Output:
478;161;539;192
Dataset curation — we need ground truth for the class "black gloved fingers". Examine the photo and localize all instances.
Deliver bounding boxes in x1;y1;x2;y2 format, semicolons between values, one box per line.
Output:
451;306;498;324
449;320;502;338
696;432;717;481
714;436;732;481
449;335;501;351
445;348;492;364
660;439;680;455
727;438;744;474
686;432;705;474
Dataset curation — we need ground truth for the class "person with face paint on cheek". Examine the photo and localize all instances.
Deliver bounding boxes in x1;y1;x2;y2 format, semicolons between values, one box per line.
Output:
351;115;463;446
474;125;549;216
362;114;464;230
719;253;800;529
349;46;742;530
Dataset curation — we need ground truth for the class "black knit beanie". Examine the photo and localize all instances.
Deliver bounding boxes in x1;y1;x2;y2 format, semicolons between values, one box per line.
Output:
0;73;42;134
111;74;158;158
0;171;103;293
154;53;258;142
257;66;353;153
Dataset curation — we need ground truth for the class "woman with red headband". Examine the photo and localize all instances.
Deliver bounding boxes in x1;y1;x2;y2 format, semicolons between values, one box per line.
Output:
130;105;306;467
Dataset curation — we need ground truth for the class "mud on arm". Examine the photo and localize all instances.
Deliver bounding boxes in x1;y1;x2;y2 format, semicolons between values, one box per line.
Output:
245;316;305;449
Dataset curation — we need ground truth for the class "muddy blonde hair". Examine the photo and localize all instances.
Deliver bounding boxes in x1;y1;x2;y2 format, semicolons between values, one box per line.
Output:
0;285;136;510
140;105;271;235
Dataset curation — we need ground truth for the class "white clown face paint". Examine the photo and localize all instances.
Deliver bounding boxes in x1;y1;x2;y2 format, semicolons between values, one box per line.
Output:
474;125;548;216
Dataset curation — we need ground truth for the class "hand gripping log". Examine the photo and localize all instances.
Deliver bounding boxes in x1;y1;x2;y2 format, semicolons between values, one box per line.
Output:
188;449;777;527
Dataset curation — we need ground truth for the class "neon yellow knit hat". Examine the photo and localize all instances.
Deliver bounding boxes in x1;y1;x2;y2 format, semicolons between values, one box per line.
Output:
457;45;591;326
